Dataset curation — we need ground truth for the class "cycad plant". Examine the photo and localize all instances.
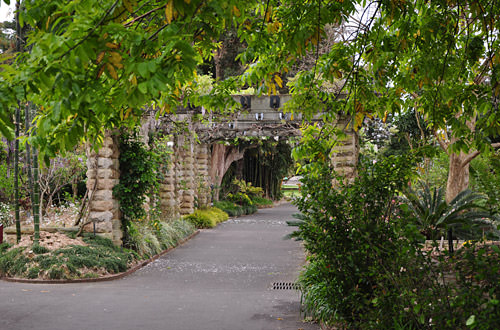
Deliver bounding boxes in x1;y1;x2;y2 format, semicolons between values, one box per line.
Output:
403;183;499;240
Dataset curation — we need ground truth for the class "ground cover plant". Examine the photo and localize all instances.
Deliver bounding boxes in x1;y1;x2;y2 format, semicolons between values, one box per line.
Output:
0;233;139;280
126;218;196;258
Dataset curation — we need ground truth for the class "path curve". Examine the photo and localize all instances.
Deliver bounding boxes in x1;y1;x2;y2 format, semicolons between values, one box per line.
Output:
0;203;319;330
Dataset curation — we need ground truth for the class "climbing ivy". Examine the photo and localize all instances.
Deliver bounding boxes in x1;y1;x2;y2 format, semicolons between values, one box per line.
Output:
113;130;158;225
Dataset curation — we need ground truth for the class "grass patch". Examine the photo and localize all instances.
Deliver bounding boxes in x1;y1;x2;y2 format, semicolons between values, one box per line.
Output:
251;196;274;207
127;218;196;258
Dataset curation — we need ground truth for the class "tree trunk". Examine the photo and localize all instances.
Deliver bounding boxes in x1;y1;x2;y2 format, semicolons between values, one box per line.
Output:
445;152;469;204
14;104;20;242
32;147;40;245
209;144;245;201
25;103;34;221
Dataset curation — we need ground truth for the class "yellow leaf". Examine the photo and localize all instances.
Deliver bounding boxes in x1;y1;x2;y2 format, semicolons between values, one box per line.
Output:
184;0;190;3
270;82;277;95
96;65;105;79
382;111;388;123
96;51;105;64
119;108;124;120
129;74;137;85
275;75;283;88
233;5;241;17
354;112;365;132
106;42;119;49
109;52;122;66
165;0;174;24
124;108;132;119
106;63;118;80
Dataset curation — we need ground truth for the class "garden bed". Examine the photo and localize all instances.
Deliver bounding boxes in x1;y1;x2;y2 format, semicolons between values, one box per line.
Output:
0;220;198;282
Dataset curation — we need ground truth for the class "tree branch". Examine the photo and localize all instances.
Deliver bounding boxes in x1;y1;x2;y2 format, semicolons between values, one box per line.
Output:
434;130;449;153
461;142;500;168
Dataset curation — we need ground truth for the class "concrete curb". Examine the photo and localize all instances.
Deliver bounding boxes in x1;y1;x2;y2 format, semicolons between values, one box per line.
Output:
1;230;200;284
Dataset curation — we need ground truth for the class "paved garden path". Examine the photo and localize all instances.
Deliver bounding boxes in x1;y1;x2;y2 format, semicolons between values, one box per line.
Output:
0;203;319;330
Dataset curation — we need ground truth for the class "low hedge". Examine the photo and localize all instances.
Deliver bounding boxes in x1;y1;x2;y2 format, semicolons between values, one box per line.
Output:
213;201;258;217
183;207;229;228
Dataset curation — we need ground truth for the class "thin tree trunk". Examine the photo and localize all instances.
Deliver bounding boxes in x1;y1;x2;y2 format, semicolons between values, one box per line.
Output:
25;104;34;220
14;104;20;242
32;146;40;245
14;0;22;242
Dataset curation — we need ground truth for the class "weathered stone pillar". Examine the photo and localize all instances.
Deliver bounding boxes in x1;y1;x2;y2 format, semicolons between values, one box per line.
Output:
330;117;359;180
178;136;195;215
195;143;211;207
86;131;122;245
159;140;178;220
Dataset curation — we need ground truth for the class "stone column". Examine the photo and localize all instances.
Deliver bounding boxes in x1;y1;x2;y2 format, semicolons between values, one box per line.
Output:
330;117;359;181
159;140;178;220
86;131;122;245
178;136;195;215
195;143;211;208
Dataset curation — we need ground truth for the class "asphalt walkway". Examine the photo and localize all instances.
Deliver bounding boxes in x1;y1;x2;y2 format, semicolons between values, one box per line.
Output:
0;203;319;330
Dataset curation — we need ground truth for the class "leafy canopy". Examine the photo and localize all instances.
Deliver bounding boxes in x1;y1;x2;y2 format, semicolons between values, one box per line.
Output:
0;0;498;160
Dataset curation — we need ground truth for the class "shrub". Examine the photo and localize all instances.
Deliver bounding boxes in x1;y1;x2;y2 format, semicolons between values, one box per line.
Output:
293;153;500;329
251;196;274;207
183;207;229;228
293;155;422;327
214;200;257;216
126;219;195;257
403;183;500;240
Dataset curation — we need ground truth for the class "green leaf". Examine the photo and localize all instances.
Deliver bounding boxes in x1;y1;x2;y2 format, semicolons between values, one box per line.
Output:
137;62;149;78
466;315;475;327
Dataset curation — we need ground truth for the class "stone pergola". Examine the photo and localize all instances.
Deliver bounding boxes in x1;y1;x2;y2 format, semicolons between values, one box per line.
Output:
85;95;359;245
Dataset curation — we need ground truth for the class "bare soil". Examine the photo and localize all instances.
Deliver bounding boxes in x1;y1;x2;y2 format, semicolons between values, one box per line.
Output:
9;231;87;251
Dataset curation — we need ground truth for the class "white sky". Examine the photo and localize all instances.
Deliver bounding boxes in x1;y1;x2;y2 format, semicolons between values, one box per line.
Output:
0;1;15;22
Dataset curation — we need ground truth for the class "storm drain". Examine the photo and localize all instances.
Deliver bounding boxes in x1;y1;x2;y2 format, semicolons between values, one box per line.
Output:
271;282;301;290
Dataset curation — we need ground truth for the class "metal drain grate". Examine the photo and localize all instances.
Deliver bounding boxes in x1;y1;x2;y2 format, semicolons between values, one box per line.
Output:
272;282;301;290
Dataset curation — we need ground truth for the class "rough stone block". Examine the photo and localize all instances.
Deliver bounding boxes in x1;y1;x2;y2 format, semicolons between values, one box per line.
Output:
98;147;114;158
95;221;113;233
112;219;122;230
89;211;113;223
86;169;97;179
91;200;114;212
182;195;195;203
97;157;114;169
97;179;119;190
93;190;114;201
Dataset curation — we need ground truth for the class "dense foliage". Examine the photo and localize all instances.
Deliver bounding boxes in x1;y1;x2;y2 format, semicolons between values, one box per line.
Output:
292;154;500;329
113;130;158;224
